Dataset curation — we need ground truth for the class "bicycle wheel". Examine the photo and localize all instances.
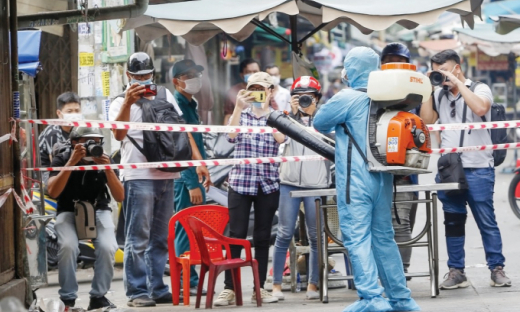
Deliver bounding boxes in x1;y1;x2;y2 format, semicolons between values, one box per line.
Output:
507;173;520;219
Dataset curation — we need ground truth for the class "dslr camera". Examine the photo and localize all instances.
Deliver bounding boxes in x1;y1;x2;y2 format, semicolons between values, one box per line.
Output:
429;71;450;86
298;95;314;108
83;140;104;158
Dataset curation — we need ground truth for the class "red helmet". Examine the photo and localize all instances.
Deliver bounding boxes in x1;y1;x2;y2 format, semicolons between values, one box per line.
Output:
291;76;322;97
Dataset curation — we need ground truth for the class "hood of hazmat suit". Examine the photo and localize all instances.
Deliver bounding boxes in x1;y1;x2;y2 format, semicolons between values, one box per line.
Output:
313;47;420;312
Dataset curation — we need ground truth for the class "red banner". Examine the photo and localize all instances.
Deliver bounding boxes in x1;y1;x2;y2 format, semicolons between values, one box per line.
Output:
476;50;508;71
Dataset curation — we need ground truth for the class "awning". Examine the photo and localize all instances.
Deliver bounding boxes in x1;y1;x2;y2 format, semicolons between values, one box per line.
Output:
482;0;520;23
492;14;520;34
18;30;42;77
123;0;483;46
454;23;520;56
418;39;462;56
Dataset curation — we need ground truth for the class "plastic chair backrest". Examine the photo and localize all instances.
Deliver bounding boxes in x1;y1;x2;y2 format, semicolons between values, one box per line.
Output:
186;216;225;267
168;205;229;262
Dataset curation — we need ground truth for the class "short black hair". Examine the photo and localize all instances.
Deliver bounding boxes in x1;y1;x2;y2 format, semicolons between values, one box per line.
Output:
264;64;278;72
239;58;260;74
57;92;80;110
431;49;461;67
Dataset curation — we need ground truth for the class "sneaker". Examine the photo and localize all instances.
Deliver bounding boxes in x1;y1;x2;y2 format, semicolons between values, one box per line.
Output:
491;266;512;287
440;268;470;290
271;290;284;300
306;290;319;300
155;293;174;304
60;298;75;308
127;295;156;307
88;296;116;310
214;289;235;307
251;288;279;304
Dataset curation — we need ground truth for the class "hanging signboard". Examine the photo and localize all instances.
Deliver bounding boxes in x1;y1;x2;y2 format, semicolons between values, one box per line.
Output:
476;49;508;71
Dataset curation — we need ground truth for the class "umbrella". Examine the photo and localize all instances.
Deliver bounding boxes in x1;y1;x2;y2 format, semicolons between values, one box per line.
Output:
122;0;483;51
454;23;520;56
492;14;520;35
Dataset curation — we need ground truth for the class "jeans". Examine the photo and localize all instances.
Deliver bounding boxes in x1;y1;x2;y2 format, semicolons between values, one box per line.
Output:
224;186;279;290
273;184;320;286
436;167;505;270
123;179;174;300
55;210;118;300
393;178;418;271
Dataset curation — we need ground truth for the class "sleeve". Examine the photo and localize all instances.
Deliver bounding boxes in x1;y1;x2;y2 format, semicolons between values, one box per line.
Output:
181;167;201;190
108;97;123;122
166;90;183;116
313;92;352;134
226;113;242;143
432;88;441;115
48;153;67;178
473;83;493;106
38;130;51;167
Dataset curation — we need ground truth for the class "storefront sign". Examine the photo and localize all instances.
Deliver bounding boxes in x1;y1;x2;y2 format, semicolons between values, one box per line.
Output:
476;50;508;71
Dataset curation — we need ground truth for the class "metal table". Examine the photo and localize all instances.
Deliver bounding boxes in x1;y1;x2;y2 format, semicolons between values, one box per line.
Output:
290;183;460;303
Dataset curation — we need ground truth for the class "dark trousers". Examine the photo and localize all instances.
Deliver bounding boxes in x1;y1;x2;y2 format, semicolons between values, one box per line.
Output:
224;186;279;290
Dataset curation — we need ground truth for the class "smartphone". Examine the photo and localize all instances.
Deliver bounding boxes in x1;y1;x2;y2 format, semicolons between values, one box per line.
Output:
143;84;158;97
249;91;266;103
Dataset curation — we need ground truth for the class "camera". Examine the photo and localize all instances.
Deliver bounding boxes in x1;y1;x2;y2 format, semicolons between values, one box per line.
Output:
143;84;157;97
83;140;104;157
429;71;450;86
298;95;314;108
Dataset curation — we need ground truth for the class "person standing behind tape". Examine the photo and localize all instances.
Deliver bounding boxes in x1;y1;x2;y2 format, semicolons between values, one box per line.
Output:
265;64;291;112
109;52;210;308
420;49;511;289
271;76;331;301
214;72;286;307
171;59;210;297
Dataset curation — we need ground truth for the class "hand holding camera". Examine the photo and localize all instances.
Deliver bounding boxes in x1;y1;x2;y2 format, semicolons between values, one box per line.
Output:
124;83;146;107
429;66;459;87
290;95;300;115
67;144;87;166
92;154;111;165
236;90;255;110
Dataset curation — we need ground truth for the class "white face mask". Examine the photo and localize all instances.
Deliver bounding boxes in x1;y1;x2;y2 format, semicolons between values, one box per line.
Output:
182;77;203;95
62;113;84;121
272;76;281;87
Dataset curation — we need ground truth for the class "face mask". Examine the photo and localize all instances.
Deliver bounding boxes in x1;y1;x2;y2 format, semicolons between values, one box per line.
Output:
130;78;152;85
182;77;202;95
243;74;251;83
62;113;84;121
272;76;281;86
252;102;263;108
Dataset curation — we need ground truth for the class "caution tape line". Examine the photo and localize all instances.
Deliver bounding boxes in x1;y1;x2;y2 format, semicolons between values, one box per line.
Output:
432;142;520;154
24;155;327;172
427;120;520;132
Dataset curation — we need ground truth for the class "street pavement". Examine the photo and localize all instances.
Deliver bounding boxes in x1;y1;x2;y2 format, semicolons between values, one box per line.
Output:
36;150;520;312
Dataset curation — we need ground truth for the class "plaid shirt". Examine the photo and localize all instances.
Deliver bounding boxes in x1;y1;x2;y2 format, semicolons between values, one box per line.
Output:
227;108;285;196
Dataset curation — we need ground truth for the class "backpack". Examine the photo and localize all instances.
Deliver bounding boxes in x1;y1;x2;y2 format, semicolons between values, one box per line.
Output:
437;82;508;167
117;86;192;172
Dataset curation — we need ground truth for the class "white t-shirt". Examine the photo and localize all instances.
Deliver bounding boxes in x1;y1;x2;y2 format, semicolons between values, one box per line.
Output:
274;87;291;112
434;79;494;168
109;88;183;181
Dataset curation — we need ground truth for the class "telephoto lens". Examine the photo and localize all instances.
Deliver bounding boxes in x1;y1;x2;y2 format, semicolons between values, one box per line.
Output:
429;71;445;86
298;95;314;108
84;140;104;157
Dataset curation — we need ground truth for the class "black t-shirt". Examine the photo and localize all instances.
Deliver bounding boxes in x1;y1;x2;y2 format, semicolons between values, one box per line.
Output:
49;152;119;214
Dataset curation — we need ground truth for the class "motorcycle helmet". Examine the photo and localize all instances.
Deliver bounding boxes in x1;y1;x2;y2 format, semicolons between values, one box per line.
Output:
70;127;104;141
381;42;410;63
127;52;155;75
290;76;322;100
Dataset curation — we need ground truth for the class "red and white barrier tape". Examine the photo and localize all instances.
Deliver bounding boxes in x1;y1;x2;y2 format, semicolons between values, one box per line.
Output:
0;118;18;145
0;187;36;214
24;155;327;172
0;188;13;209
432;142;520;154
427;120;520;132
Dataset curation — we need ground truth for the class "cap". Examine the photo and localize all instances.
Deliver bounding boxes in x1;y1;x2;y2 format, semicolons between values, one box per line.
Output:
246;72;274;89
172;59;204;77
127;52;154;75
70;127;104;140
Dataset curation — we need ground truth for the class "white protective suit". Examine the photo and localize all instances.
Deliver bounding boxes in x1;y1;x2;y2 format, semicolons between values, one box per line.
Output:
313;47;420;312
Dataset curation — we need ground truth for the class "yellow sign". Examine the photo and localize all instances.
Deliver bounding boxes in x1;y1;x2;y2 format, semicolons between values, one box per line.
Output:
101;71;110;96
79;52;94;67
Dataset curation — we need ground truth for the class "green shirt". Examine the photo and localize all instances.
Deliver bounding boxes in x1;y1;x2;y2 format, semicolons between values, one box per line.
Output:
174;90;206;189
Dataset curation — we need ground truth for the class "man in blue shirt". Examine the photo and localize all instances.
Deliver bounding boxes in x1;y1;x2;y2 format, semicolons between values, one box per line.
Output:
172;59;209;296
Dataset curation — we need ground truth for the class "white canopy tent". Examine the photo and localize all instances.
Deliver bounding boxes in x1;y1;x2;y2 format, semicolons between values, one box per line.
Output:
122;0;484;50
454;23;520;56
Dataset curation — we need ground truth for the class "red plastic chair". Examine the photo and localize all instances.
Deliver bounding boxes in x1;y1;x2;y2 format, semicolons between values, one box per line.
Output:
167;205;229;306
186;216;262;309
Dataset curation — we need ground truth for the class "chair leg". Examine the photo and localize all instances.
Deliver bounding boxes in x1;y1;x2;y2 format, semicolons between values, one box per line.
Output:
232;268;243;306
196;265;208;309
171;262;182;306
251;261;262;307
206;266;218;309
182;262;191;306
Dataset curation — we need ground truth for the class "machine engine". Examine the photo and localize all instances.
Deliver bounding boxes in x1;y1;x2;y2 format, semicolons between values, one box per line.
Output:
366;63;432;175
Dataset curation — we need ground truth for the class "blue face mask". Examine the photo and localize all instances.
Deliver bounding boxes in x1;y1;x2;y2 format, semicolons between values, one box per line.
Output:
243;74;251;83
252;102;263;108
130;78;152;85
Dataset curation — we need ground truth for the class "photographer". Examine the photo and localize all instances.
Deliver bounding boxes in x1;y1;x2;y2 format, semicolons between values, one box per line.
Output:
47;127;123;310
420;49;511;289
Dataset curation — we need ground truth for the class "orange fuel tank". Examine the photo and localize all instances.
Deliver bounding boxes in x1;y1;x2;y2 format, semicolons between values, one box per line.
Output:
386;111;431;165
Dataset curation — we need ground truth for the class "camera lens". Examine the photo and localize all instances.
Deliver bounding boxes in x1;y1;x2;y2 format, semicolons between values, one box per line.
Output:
299;95;313;108
84;140;104;157
429;71;445;86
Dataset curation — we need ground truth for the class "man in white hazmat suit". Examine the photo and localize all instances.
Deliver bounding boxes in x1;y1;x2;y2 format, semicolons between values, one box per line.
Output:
313;47;420;312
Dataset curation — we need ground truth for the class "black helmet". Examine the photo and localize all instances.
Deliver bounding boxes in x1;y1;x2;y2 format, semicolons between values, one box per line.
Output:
127;52;154;75
381;43;410;63
70;127;104;141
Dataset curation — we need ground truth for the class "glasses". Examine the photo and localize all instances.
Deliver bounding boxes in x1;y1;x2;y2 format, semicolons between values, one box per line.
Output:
179;72;202;79
450;100;456;118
